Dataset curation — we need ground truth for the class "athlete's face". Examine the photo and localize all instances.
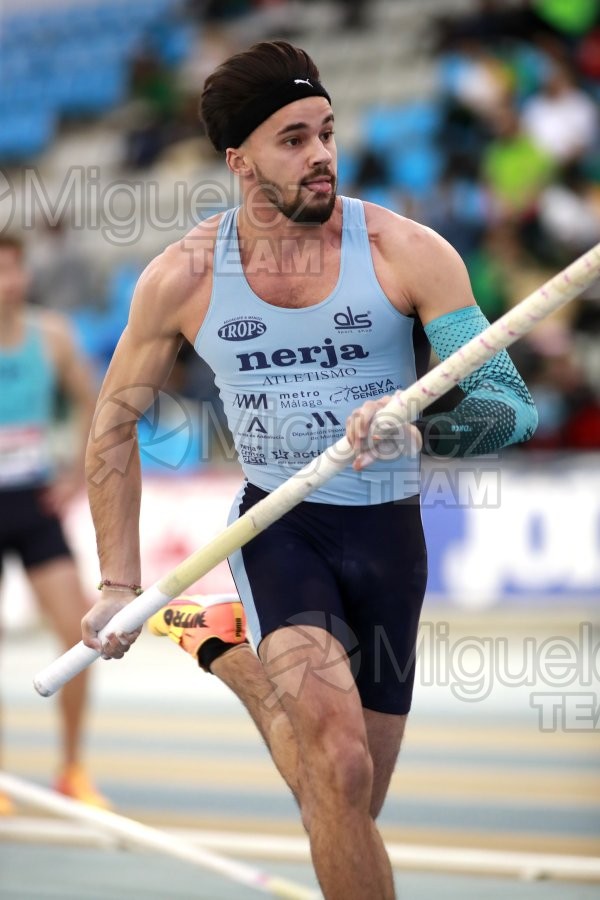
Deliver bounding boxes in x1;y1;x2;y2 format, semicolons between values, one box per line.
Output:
0;247;28;314
243;97;337;225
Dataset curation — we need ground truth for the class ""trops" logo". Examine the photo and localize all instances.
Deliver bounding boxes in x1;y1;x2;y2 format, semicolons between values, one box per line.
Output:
218;318;267;341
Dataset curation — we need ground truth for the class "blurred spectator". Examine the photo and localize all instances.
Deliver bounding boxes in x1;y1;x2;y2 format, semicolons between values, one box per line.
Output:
532;0;599;39
563;388;600;448
336;0;369;30
521;321;600;449
576;26;600;81
130;44;179;119
353;148;390;189
189;0;252;21
537;165;600;259
481;103;556;218
468;221;560;314
464;225;511;322
503;39;554;104
422;159;489;259
124;111;169;170
124;44;181;169
28;219;101;314
440;40;515;123
571;294;600;393
433;0;532;48
125;91;206;170
521;62;599;163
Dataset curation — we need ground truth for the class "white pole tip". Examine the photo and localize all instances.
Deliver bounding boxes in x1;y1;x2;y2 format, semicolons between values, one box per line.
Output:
33;679;52;698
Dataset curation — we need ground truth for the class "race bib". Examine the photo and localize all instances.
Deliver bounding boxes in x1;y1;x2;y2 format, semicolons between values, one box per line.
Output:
0;426;50;487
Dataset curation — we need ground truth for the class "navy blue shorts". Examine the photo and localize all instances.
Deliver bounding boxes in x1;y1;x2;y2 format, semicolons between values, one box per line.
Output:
228;482;428;715
0;486;72;577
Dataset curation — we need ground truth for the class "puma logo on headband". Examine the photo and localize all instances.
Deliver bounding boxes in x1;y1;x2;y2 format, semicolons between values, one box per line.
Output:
218;78;332;151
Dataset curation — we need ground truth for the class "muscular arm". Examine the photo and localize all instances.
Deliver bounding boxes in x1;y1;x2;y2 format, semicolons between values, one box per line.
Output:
394;223;538;455
349;207;538;463
81;254;188;652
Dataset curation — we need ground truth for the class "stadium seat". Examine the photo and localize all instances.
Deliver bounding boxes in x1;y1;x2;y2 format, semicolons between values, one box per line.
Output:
0;75;54;111
51;63;128;116
107;263;143;318
360;186;398;210
68;263;142;367
152;21;195;66
69;309;114;362
362;101;442;151
336;150;359;189
0;110;57;161
0;0;187;163
389;143;443;197
2;11;44;44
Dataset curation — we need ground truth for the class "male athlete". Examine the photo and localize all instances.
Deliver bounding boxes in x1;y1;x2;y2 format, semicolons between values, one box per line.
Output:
81;42;537;899
0;234;108;812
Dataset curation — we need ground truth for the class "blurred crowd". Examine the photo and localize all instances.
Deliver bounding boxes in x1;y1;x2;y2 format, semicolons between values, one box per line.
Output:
20;0;600;453
351;0;600;451
443;0;600;452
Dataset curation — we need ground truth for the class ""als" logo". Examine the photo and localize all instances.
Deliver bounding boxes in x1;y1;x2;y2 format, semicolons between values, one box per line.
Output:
333;307;372;330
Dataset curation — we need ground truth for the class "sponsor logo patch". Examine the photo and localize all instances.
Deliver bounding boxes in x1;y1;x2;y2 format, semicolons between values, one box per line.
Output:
333;307;372;331
233;393;269;410
239;444;267;465
237;340;368;371
329;379;396;404
218;318;267;341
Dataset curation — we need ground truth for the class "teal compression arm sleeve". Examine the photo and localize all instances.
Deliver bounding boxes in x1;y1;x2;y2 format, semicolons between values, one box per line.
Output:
418;306;538;457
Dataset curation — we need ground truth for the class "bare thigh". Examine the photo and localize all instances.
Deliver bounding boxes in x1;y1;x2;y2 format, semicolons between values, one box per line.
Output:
259;625;407;818
259;625;372;786
363;708;407;818
27;557;90;647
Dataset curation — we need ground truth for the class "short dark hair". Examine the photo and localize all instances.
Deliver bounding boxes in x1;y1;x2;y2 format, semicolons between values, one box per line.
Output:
200;41;322;152
0;233;24;256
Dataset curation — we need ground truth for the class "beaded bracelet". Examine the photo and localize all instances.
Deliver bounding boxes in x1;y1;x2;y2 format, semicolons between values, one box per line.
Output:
97;579;143;596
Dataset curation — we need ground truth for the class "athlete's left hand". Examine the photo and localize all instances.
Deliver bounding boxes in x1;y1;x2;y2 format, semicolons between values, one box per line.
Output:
346;396;422;470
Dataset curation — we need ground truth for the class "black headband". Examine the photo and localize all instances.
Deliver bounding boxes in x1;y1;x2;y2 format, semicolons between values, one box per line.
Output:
218;78;332;152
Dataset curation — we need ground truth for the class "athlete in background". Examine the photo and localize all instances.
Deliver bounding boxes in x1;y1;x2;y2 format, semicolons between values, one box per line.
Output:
0;234;107;812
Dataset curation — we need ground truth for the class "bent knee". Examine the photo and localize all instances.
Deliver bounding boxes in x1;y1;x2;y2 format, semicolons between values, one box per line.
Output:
312;734;374;807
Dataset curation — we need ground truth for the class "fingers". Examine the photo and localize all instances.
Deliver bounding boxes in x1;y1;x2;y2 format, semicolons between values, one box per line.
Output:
81;607;105;652
81;593;141;659
352;449;378;471
346;398;388;446
370;419;423;466
346;397;391;469
346;396;422;471
99;628;142;660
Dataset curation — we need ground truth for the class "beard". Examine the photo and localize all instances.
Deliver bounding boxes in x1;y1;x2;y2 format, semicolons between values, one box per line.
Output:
255;166;337;225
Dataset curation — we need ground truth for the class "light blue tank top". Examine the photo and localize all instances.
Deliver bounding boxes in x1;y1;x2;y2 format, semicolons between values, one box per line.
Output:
0;317;56;487
195;196;427;505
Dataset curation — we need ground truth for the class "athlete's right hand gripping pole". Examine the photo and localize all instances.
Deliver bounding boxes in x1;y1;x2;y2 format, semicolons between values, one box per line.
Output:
33;242;600;698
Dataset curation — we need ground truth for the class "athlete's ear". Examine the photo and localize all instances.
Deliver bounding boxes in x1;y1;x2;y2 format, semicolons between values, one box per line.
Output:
226;147;253;178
